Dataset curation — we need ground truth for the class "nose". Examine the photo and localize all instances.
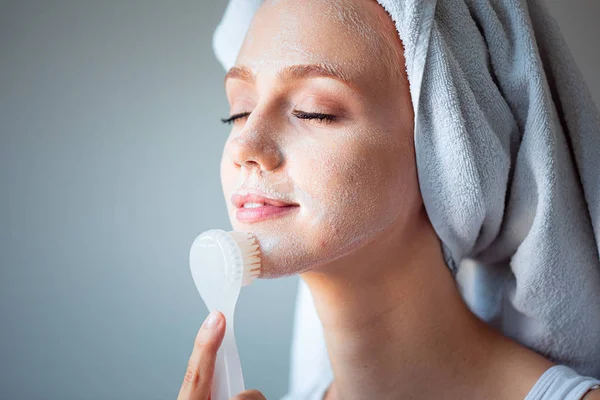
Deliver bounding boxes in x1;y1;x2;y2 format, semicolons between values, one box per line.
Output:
227;117;283;172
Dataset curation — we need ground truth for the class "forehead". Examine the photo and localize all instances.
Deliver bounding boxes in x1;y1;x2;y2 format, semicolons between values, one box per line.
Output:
235;0;398;85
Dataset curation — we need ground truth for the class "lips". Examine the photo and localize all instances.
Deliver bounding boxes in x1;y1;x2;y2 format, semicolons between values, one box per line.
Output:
231;193;298;209
231;192;299;223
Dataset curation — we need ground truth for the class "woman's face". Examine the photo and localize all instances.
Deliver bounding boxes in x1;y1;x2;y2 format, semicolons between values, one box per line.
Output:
220;0;420;278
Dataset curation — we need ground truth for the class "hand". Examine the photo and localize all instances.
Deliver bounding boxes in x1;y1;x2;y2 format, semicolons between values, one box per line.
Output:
177;311;266;400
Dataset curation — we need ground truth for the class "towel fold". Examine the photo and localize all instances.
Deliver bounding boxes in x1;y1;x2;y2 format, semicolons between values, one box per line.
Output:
212;0;600;389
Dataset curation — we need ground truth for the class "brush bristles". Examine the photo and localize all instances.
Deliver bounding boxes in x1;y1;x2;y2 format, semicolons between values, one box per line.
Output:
228;231;262;287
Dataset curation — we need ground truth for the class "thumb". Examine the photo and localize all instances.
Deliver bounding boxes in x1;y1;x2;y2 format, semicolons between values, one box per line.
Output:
230;389;267;400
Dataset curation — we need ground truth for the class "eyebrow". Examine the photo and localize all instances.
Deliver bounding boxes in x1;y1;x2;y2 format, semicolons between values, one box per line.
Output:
224;63;356;89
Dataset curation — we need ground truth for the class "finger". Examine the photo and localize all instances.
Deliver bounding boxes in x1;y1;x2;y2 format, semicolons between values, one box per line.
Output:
231;389;267;400
177;311;225;400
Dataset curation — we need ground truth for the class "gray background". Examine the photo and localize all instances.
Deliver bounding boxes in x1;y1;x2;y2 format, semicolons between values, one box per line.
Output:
0;1;598;399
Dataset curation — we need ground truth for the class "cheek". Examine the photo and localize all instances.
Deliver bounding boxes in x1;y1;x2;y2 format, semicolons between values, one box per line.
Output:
292;131;410;254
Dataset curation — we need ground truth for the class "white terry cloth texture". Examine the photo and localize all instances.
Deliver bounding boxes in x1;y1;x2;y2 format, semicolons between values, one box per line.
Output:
212;0;600;395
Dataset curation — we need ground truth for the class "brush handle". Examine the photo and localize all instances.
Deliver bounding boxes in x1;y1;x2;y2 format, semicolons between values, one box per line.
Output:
212;318;245;400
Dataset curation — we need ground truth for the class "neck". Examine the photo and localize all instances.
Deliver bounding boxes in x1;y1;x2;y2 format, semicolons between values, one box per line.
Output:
300;208;553;400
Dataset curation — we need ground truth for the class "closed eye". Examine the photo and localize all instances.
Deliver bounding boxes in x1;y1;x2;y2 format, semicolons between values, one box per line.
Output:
221;112;250;125
221;111;337;125
292;111;336;124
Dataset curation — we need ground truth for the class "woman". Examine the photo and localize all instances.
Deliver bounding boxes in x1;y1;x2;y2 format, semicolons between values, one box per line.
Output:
178;0;600;398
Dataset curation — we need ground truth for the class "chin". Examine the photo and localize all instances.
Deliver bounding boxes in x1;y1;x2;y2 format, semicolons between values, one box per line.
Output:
248;231;367;280
245;229;320;279
227;208;392;280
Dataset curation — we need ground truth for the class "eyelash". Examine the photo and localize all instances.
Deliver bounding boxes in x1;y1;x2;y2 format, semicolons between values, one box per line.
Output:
220;111;337;125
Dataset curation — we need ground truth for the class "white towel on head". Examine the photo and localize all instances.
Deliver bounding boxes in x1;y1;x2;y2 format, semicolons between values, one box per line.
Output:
212;0;600;395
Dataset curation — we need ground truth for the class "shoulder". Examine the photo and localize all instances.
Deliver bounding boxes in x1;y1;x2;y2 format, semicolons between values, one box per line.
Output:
582;388;600;399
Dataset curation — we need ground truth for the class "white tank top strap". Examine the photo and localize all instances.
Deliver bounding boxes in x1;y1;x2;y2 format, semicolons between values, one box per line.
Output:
524;365;600;400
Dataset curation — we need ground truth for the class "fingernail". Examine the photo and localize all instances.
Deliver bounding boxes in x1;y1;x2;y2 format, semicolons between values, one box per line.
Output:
203;311;220;329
